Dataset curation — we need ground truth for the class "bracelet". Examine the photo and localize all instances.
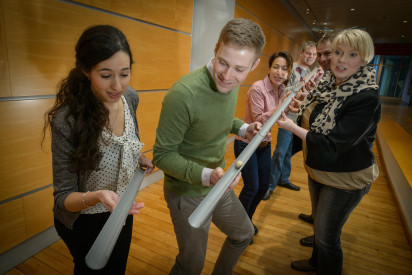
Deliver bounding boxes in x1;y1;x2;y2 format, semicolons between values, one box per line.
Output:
82;191;92;208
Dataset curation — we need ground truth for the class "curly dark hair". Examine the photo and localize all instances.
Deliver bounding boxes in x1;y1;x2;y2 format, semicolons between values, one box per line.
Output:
43;25;133;173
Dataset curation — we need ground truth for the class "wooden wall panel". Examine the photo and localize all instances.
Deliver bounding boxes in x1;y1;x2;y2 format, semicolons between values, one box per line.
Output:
235;86;249;120
236;0;314;46
74;0;193;33
0;1;11;97
243;55;269;86
235;5;301;58
0;99;53;201
136;91;167;152
23;187;54;239
0;199;26;254
235;6;295;57
3;0;191;96
125;22;191;90
234;8;297;86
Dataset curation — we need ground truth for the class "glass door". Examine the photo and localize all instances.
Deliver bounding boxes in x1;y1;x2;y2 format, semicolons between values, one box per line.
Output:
370;55;411;98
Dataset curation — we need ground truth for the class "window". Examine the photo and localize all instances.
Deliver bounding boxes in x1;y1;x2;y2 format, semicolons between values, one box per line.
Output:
369;55;411;98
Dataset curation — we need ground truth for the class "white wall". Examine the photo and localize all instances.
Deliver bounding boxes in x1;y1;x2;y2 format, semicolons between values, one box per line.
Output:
190;0;235;71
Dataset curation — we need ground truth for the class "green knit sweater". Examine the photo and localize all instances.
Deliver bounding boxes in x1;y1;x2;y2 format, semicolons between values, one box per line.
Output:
153;66;244;196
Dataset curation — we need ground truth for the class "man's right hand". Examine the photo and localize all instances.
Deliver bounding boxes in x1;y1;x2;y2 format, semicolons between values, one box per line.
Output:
210;167;242;192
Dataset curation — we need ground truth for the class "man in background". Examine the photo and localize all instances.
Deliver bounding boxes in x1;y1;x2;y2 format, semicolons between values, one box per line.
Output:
298;34;334;247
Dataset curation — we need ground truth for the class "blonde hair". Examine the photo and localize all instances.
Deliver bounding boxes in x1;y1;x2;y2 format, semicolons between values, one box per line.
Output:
332;29;374;65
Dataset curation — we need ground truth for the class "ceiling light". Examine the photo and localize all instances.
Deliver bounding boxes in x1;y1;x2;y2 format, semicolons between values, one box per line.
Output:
306;9;310;15
401;35;405;38
404;20;408;23
350;8;355;11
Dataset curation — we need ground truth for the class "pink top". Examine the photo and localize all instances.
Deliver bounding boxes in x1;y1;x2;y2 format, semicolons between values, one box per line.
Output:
237;75;286;143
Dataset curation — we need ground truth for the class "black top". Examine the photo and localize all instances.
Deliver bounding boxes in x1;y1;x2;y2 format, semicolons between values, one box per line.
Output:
293;88;381;172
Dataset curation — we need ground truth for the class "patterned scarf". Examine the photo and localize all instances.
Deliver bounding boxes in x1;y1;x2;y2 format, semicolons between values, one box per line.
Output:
297;65;379;135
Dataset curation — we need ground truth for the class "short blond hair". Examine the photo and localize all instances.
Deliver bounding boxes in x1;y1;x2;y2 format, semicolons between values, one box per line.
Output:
332;29;374;65
217;18;266;62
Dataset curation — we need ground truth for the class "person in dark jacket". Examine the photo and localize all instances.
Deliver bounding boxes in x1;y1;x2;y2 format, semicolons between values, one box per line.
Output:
278;29;381;275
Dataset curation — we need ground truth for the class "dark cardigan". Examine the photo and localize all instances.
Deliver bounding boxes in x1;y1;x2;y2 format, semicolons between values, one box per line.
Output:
51;87;140;229
293;88;381;173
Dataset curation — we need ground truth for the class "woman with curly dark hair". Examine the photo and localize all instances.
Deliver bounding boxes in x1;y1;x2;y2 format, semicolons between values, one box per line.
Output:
43;25;154;274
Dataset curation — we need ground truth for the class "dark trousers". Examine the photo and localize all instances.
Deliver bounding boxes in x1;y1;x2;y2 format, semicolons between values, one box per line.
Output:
308;177;371;275
54;212;133;275
234;139;271;220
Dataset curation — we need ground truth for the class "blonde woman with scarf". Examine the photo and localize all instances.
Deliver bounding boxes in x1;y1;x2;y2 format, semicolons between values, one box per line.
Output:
278;29;381;274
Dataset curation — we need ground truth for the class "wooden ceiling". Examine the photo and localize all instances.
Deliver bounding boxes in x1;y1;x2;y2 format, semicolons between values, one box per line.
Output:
283;0;412;43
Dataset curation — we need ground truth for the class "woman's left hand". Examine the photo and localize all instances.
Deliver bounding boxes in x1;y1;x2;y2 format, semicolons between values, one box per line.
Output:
277;112;295;131
139;153;155;174
314;66;324;83
305;67;324;91
288;97;301;113
128;201;145;215
305;79;317;92
278;112;308;141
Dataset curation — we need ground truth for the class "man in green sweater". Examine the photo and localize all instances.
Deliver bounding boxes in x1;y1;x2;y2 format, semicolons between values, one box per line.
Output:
153;18;266;274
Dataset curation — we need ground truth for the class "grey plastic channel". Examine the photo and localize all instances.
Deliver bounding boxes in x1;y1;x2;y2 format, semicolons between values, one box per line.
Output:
85;167;147;270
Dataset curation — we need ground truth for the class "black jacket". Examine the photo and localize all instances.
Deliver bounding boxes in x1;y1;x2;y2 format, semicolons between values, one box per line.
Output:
293;88;381;172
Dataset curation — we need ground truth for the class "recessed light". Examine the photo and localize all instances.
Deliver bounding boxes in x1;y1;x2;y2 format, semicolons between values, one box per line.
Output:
350;8;355;11
403;20;408;23
401;35;405;38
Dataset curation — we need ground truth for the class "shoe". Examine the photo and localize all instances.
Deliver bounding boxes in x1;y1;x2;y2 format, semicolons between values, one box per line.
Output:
298;213;314;224
262;189;273;200
291;259;316;271
249;238;254;245
277;182;300;191
253;223;258;235
300;235;314;247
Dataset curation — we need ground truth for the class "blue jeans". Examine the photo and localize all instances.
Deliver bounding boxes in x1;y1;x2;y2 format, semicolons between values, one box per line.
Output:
268;128;293;191
308;176;371;275
234;139;271;220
